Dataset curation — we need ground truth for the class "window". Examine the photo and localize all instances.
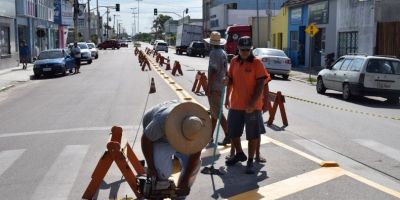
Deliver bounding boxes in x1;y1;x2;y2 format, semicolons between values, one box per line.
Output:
349;58;364;72
332;58;344;70
273;34;276;48
340;59;353;71
290;31;299;51
338;32;358;57
366;59;400;75
0;25;11;57
278;33;283;50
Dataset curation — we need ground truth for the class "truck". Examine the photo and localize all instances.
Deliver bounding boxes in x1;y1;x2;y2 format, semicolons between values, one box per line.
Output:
175;24;203;55
225;17;269;59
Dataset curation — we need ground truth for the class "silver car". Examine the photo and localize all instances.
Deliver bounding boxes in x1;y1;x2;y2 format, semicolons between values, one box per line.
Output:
155;42;168;53
253;48;292;79
317;55;400;103
87;43;99;59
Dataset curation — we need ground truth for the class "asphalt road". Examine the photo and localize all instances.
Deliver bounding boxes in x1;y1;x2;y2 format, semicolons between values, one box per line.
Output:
0;43;399;199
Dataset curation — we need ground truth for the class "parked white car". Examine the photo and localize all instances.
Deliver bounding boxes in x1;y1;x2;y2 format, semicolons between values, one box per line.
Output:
153;40;165;49
253;48;292;79
86;42;99;59
154;41;168;53
317;55;400;103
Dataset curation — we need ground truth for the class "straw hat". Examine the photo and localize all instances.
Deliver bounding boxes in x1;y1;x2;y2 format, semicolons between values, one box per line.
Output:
204;31;227;45
165;102;212;155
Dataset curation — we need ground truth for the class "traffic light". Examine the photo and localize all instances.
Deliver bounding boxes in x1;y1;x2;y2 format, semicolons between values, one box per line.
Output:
154;8;157;16
116;4;120;11
185;8;188;14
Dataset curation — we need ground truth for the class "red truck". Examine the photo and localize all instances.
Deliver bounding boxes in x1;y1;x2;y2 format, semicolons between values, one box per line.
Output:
224;25;252;56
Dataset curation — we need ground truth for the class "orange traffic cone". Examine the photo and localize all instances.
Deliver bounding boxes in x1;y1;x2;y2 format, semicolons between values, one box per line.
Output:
149;78;156;94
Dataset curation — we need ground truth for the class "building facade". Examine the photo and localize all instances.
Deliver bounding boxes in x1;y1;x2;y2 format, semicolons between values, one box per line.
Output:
286;0;337;69
203;0;286;36
271;6;289;51
54;0;73;48
0;0;18;70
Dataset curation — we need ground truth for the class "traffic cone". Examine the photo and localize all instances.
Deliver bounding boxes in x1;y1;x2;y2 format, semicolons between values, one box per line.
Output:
149;78;156;94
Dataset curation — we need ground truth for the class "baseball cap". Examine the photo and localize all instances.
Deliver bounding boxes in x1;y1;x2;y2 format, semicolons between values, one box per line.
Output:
237;36;252;50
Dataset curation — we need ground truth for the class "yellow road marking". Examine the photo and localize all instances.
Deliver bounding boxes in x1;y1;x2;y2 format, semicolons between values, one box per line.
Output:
229;167;345;200
343;170;400;198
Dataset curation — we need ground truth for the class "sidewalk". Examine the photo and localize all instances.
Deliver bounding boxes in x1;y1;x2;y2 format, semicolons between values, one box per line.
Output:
289;67;319;85
0;64;33;92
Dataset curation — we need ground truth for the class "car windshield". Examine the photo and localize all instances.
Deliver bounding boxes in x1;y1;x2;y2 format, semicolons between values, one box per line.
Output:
257;49;287;57
366;59;400;75
158;43;167;46
193;43;205;48
38;51;64;60
78;43;88;49
87;44;95;48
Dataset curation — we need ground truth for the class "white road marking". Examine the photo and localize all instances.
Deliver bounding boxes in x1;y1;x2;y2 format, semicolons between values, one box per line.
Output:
354;139;400;162
0;125;136;138
294;139;400;192
30;145;89;200
0;149;26;177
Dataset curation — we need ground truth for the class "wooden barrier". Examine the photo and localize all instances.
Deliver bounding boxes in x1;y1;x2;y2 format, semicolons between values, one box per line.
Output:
82;126;145;199
267;91;288;126
171;61;183;76
191;71;208;94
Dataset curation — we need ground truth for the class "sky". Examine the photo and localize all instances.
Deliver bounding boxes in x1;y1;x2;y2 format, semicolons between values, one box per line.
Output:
89;0;203;35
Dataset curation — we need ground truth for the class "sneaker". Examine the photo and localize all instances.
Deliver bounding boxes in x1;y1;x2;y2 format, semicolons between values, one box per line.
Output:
217;137;231;146
255;156;267;163
225;152;247;166
245;160;255;174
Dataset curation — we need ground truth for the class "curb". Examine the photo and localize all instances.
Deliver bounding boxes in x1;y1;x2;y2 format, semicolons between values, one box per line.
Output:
289;76;316;85
0;84;15;92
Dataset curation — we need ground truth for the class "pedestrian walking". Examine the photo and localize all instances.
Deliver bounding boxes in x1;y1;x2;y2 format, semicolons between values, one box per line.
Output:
19;41;29;70
141;100;212;199
204;32;234;157
224;36;268;174
71;42;81;74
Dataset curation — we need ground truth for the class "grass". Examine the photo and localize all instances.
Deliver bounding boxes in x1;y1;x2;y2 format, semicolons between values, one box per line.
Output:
307;77;317;83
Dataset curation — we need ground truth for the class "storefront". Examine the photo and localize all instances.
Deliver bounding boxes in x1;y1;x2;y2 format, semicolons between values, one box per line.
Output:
0;0;18;70
287;5;308;67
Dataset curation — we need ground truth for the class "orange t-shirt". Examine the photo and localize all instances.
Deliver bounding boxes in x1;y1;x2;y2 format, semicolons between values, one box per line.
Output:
228;56;268;110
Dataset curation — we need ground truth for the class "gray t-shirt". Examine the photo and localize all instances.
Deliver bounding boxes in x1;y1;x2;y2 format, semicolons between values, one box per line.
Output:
208;48;227;92
142;100;179;143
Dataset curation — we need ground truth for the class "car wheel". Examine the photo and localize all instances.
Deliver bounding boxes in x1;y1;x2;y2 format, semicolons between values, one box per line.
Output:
112;47;115;50
316;77;326;94
95;55;98;59
62;67;67;76
69;69;73;73
387;96;399;104
282;74;289;80
88;60;92;64
34;73;41;79
342;83;352;101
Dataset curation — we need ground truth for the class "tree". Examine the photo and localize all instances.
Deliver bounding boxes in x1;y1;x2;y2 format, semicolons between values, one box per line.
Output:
152;14;172;39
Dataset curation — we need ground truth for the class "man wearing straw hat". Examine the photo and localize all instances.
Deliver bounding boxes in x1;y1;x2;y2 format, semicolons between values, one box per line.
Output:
204;32;234;156
141;100;212;199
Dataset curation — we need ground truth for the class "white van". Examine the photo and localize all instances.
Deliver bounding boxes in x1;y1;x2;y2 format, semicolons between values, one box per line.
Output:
154;42;168;53
317;55;400;103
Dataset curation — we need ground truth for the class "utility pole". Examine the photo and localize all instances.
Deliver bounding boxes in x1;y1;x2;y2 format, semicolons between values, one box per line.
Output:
73;0;79;41
87;0;91;41
96;0;100;43
256;0;260;47
130;8;137;36
106;7;110;39
268;0;272;47
136;0;143;33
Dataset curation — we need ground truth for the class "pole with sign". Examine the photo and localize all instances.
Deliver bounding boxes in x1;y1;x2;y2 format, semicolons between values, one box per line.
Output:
304;23;319;83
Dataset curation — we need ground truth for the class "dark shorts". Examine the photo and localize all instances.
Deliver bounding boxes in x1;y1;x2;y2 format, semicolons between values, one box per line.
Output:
74;58;81;68
227;109;266;140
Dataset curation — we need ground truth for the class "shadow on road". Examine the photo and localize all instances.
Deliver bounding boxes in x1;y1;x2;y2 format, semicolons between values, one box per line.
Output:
324;93;400;109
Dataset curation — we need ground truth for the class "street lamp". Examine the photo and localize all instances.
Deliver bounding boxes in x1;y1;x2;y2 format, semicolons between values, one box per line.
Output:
135;0;143;33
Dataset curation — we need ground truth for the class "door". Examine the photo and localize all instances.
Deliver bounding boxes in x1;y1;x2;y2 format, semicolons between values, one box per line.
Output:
335;58;353;91
325;58;344;90
311;28;325;68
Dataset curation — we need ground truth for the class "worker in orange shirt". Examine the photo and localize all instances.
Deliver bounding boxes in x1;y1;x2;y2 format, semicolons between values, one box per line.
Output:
224;36;268;174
